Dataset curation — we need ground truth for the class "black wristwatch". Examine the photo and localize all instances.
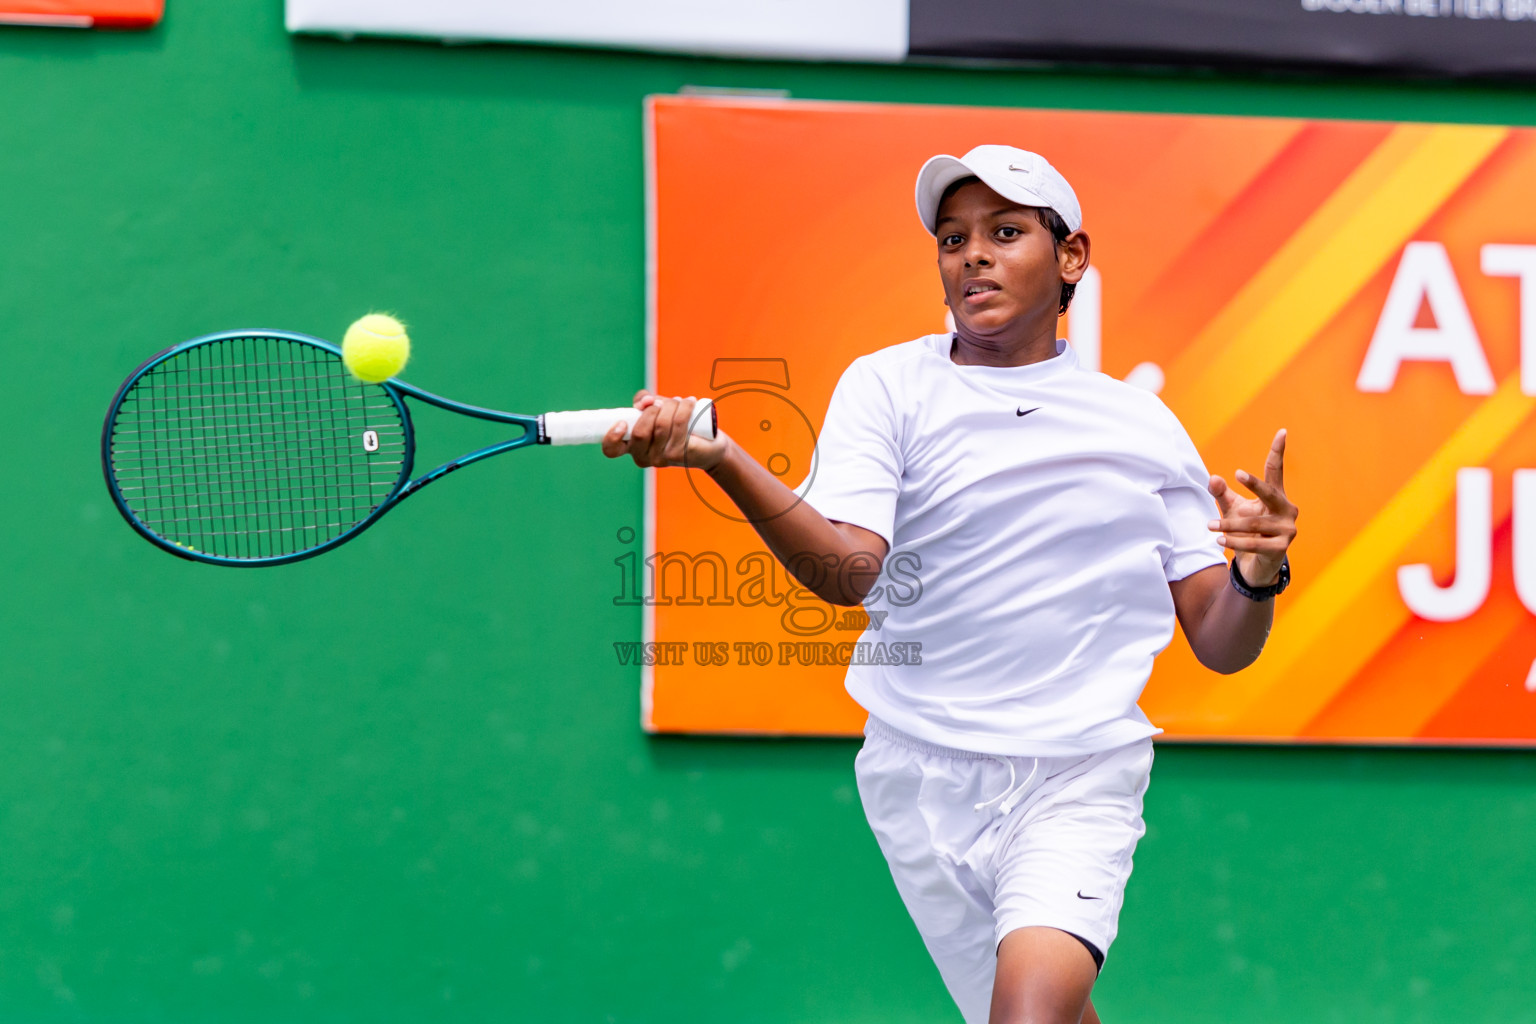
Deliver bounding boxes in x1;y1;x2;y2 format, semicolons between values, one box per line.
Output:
1229;556;1290;601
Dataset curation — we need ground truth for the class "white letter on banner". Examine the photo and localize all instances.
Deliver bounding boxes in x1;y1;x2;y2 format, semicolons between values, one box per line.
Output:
1358;242;1495;395
1398;467;1492;621
1513;470;1536;614
1481;245;1536;395
1068;266;1101;372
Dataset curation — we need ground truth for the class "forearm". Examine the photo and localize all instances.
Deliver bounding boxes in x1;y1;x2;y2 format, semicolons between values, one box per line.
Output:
604;395;887;605
706;438;885;605
1184;570;1275;674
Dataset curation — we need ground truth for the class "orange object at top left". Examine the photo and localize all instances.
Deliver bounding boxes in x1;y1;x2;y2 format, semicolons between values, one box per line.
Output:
0;0;162;28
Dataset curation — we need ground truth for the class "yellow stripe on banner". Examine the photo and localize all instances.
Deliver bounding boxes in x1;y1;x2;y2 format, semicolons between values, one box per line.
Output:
1199;376;1536;735
1163;123;1510;447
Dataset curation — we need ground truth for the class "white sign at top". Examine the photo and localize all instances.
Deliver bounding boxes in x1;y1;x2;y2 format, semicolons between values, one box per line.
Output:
285;0;909;62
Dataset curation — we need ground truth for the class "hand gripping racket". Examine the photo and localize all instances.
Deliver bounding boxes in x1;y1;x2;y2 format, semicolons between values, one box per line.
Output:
101;329;716;566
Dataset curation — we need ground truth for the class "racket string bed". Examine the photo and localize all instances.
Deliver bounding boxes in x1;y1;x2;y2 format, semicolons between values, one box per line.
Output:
107;335;407;560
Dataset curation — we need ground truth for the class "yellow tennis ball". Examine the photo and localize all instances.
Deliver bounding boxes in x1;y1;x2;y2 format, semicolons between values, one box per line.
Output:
342;313;411;383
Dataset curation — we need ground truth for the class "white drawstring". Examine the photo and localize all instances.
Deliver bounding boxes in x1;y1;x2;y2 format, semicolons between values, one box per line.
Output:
973;755;1040;815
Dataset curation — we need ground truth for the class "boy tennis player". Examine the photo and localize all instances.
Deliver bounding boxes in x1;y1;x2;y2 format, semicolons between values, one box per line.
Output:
604;145;1298;1024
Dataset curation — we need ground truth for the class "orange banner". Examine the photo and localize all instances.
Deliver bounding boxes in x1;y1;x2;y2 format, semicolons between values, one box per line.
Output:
641;94;1536;745
0;1;162;27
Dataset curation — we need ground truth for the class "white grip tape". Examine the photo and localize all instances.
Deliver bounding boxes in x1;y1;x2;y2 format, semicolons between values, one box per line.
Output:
544;398;716;446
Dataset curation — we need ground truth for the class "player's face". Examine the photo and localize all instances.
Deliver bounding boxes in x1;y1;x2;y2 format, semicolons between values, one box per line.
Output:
934;182;1067;339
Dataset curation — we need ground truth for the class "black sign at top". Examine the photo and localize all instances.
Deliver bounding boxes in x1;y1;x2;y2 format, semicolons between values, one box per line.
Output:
908;0;1536;79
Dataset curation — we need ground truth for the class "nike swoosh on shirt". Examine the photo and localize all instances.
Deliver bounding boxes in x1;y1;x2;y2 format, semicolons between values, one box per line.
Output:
1076;891;1103;901
1016;407;1041;417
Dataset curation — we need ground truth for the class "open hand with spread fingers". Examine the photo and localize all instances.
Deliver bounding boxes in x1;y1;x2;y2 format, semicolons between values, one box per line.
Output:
1208;429;1298;587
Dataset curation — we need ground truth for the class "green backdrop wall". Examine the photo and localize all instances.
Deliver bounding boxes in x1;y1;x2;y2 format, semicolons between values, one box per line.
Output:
2;3;1534;1021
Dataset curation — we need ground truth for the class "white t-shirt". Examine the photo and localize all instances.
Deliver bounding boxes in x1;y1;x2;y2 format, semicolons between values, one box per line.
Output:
802;334;1225;757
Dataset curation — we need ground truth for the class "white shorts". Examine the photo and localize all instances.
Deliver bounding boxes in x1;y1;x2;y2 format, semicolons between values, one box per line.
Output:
854;716;1154;1024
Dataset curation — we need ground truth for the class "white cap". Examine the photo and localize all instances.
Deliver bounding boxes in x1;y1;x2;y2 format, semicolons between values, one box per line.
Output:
915;145;1082;236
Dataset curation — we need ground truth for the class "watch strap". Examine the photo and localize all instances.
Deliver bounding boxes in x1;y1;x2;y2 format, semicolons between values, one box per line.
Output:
1230;556;1290;601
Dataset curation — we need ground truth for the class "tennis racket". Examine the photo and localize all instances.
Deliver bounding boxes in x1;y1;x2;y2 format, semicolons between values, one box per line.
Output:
101;329;716;566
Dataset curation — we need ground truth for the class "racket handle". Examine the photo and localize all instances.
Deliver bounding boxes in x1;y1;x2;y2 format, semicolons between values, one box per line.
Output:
541;397;717;447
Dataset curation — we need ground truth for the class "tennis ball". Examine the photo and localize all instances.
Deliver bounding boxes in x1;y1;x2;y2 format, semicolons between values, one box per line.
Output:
342;313;411;383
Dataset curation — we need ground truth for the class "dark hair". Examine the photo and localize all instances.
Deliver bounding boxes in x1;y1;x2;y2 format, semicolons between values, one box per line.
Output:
937;175;1077;317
